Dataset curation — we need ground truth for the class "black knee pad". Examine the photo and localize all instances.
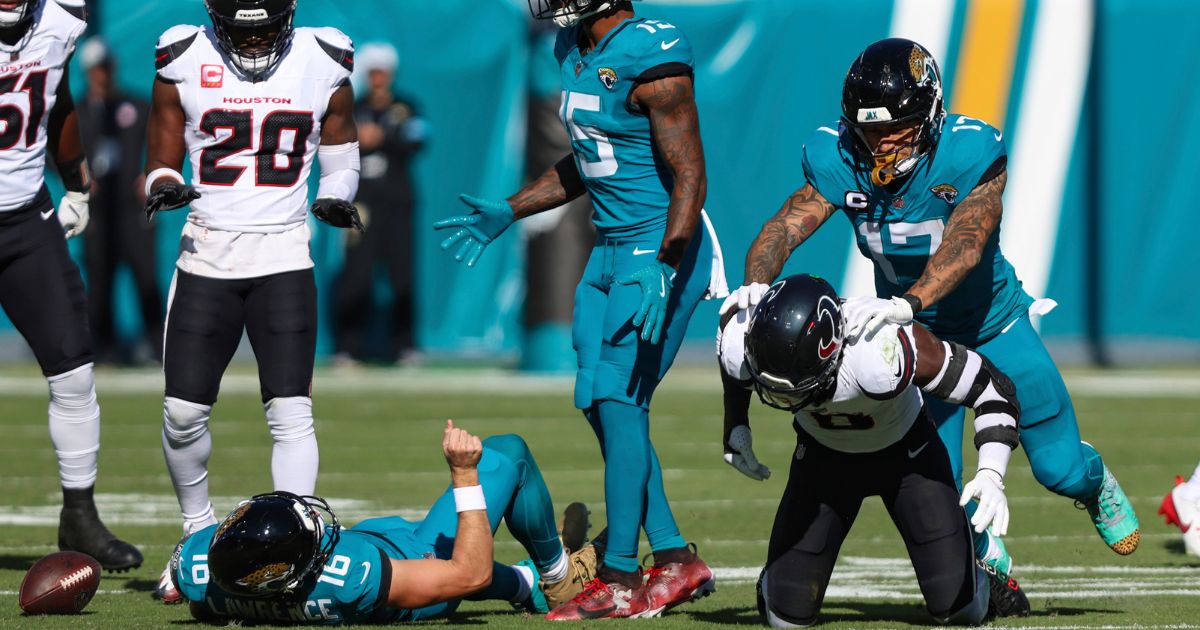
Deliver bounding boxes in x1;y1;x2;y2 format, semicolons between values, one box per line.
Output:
758;565;818;628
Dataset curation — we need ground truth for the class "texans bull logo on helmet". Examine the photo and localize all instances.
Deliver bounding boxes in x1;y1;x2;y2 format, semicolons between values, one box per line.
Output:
813;294;842;361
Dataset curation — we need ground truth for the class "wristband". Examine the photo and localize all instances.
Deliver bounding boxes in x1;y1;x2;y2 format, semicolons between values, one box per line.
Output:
145;168;185;197
453;485;486;513
57;155;91;192
900;293;924;315
978;468;1006;488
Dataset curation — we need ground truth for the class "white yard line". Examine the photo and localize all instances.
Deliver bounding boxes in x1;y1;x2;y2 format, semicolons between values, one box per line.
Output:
0;369;1195;398
712;561;1200;600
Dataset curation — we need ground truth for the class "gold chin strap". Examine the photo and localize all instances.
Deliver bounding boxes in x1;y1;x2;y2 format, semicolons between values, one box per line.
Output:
869;145;915;187
871;153;897;186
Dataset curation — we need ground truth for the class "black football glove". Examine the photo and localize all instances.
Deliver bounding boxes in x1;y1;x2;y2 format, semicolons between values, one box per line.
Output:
311;197;364;232
145;182;200;222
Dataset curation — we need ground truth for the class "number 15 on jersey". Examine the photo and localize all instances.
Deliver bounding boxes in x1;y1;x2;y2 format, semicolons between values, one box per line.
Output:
561;91;617;179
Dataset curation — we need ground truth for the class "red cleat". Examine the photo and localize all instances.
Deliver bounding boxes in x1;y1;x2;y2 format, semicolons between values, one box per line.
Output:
153;561;183;604
545;576;656;620
1161;476;1190;533
643;544;716;615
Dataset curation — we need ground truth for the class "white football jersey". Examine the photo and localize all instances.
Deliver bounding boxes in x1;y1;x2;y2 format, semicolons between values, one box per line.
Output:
155;24;354;233
797;324;922;453
0;0;86;212
720;316;923;453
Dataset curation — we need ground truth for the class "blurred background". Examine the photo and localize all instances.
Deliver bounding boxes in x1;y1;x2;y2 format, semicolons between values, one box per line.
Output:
9;0;1198;372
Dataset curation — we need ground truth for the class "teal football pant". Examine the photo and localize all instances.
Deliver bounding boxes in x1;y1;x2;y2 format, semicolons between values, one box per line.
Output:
572;227;713;573
927;315;1104;501
355;435;563;620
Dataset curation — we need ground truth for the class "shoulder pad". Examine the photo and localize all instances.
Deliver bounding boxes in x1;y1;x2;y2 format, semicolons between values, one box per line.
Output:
554;26;577;65
308;27;356;73
50;0;86;21
846;324;916;401
625;19;693;80
941;114;1007;164
718;309;753;381
801;124;849;203
937;113;1008;194
175;524;218;601
156;25;201;71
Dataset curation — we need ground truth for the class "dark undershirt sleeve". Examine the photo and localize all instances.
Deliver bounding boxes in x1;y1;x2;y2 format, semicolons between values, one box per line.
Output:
976;156;1007;188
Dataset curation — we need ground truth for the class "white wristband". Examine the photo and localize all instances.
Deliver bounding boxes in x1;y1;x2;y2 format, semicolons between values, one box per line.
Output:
145;168;184;197
977;441;1012;480
453;485;486;513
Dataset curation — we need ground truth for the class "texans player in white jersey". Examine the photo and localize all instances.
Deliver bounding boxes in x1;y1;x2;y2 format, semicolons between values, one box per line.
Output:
0;0;141;571
717;275;1029;626
142;0;362;602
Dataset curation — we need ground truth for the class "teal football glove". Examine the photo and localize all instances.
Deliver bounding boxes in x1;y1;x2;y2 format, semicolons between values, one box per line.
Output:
616;260;675;344
433;194;516;267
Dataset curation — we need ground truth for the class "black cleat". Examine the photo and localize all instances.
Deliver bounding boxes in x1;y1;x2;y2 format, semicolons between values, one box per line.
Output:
979;558;1030;618
58;487;144;572
559;502;591;554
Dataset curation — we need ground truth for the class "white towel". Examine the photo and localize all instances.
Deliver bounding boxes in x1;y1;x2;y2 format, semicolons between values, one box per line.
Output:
700;209;730;300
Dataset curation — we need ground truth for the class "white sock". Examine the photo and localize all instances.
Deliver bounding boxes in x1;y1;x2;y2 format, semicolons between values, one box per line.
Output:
541;547;570;584
162;397;214;519
1180;460;1200;487
47;364;100;489
266;397;318;495
183;504;217;535
511;564;534;603
1178;461;1200;502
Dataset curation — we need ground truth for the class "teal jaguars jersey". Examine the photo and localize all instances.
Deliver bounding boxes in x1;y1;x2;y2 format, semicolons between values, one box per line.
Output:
555;17;694;238
802;115;1033;345
174;522;429;625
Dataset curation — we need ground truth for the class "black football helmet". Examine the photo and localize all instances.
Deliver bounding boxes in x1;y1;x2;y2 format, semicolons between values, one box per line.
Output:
208;491;340;598
205;0;296;82
529;0;624;27
744;275;844;411
0;0;36;31
841;38;944;187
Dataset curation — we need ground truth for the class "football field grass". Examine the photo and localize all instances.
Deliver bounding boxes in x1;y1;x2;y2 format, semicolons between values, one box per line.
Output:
0;364;1198;628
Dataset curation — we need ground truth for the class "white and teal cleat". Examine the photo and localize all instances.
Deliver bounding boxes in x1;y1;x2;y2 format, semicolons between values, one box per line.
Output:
1077;464;1141;555
513;559;550;614
980;527;1014;575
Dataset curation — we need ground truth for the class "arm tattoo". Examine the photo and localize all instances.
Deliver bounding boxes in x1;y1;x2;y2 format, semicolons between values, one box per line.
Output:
744;184;836;284
507;154;586;219
638;75;706;268
907;170;1007;308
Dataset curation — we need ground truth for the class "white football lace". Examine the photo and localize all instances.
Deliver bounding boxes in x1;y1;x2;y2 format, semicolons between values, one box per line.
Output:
59;565;94;590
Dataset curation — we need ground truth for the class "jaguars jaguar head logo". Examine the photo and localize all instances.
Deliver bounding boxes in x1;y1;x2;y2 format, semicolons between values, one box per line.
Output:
931;184;959;204
236;562;295;594
909;46;928;82
214;502;251;540
598;67;618;90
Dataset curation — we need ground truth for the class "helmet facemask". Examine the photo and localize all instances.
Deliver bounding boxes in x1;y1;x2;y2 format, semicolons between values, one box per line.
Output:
746;348;841;412
845;117;930;187
0;0;33;29
528;0;617;28
206;0;296;82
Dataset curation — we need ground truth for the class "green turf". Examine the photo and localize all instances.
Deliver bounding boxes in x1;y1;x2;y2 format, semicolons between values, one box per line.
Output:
0;366;1198;628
